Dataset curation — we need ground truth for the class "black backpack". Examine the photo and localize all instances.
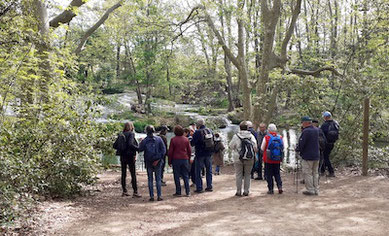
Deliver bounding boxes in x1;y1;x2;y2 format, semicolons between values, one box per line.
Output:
202;128;215;151
237;135;255;160
327;121;340;143
113;133;127;155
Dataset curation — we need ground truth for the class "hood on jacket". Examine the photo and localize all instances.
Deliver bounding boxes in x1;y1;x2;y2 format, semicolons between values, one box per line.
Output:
236;130;254;139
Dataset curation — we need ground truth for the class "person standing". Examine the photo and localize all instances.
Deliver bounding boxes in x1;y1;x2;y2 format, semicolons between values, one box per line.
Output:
115;122;142;198
168;126;192;197
213;133;225;175
229;121;257;196
191;119;214;193
184;128;196;186
247;121;259;180
261;124;284;194
320;111;340;177
256;123;267;180
312;119;326;176
158;125;169;186
139;125;166;201
297;116;320;196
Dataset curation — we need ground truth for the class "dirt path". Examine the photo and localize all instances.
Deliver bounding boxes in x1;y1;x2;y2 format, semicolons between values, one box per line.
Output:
31;166;389;236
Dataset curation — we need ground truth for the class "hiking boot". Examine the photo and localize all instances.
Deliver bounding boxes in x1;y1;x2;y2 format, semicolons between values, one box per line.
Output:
267;190;274;195
326;173;336;177
194;189;204;194
205;188;213;192
122;192;130;197
161;181;167;186
149;197;155;201
173;193;182;197
235;192;242;197
303;191;315;196
278;189;283;194
157;197;163;201
132;193;142;198
243;192;249;196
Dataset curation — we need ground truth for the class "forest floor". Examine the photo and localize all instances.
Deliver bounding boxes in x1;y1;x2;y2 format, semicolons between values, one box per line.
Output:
10;165;389;236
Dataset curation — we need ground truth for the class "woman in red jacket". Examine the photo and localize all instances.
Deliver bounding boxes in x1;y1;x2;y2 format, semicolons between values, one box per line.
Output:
168;125;192;197
261;124;284;194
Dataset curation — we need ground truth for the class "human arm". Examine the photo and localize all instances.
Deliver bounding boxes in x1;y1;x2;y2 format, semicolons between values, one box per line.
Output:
128;132;139;151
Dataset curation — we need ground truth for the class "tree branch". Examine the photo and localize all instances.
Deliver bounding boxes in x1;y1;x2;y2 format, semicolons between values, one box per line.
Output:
49;0;88;28
289;66;341;77
281;0;302;59
74;1;122;55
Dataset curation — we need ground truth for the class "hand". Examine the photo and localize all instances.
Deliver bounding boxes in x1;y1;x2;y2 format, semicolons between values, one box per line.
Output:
190;159;194;164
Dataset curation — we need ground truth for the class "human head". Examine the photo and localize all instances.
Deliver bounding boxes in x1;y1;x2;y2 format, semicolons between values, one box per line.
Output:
312;119;319;128
196;119;205;128
322;111;332;121
246;121;253;129
183;128;190;137
268;123;277;132
145;125;155;135
123;122;134;132
259;123;267;132
239;121;248;131
301;116;312;128
160;125;169;135
173;125;184;136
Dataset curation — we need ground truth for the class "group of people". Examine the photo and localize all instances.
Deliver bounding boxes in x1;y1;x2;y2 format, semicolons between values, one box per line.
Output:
113;111;339;200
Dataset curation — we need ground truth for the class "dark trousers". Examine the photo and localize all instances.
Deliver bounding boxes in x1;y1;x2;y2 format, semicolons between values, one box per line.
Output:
251;152;263;178
195;155;212;191
190;161;196;184
172;159;190;195
121;159;138;194
265;163;282;191
321;143;334;174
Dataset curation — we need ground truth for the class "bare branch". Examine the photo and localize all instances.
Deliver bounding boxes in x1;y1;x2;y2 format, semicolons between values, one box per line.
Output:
281;0;302;59
289;66;341;77
49;0;88;28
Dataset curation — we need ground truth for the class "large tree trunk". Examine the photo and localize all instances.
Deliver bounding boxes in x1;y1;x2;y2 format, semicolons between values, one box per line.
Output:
124;43;143;104
116;43;120;80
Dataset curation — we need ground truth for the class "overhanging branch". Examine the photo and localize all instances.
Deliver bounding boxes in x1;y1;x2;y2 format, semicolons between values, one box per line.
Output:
289;67;341;77
49;0;88;28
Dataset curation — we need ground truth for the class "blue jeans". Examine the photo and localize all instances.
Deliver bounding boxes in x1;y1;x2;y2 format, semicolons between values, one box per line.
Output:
195;155;212;191
172;159;190;195
146;161;162;198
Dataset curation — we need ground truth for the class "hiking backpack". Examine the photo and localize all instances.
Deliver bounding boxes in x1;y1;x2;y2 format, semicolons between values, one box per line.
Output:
144;137;160;162
113;133;127;155
267;134;284;161
237;135;255;160
327;121;340;144
202;128;215;151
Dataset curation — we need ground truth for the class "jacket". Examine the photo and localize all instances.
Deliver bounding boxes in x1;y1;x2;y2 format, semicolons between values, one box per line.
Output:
168;136;192;165
320;120;339;143
190;125;214;157
297;125;320;161
212;141;225;166
120;131;139;162
139;135;166;167
229;130;257;163
261;131;284;164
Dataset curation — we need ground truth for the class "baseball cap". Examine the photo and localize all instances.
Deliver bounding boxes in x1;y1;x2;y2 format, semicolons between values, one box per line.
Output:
322;111;332;117
301;116;312;122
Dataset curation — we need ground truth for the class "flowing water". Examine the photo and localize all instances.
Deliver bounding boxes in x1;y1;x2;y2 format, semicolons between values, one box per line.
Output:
100;92;298;170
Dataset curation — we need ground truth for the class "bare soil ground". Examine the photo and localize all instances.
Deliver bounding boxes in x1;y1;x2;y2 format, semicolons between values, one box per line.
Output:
17;165;389;235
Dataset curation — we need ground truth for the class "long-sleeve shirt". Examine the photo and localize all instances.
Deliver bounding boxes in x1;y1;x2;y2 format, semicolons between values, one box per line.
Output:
168;136;192;165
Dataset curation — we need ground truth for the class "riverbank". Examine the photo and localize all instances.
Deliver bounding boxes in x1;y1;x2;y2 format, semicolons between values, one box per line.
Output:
6;165;389;236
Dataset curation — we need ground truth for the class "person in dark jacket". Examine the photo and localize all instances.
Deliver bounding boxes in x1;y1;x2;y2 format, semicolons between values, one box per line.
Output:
119;122;142;197
312;119;326;175
297;116;320;196
255;123;267;180
213;133;225;175
190;119;214;193
158;125;169;186
184;128;196;186
168;125;192;197
139;125;166;201
320;111;339;177
247;121;259;180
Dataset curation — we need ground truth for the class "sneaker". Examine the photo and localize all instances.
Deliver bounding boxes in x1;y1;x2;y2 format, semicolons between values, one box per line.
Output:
302;191;315;196
157;197;163;201
267;190;274;195
278;189;283;194
132;193;142;198
243;192;249;196
235;192;242;197
326;173;336;177
205;188;213;192
194;190;204;193
149;197;154;201
173;193;182;197
122;192;130;197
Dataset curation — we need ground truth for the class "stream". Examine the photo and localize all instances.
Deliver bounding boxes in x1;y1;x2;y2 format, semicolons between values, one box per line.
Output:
100;92;299;171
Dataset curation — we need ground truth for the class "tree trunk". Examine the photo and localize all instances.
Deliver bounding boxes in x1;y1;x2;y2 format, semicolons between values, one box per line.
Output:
116;43;120;79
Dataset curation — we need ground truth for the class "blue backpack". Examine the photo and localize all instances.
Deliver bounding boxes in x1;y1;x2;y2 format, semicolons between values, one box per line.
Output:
267;134;284;161
144;137;160;162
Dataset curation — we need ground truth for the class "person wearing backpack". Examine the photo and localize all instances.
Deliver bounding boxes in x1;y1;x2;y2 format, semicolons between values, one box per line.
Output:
313;119;326;176
256;123;268;180
261;124;284;194
320;111;339;177
297;116;320;196
190;119;214;193
229;121;258;196
113;122;142;198
168;125;192;197
139;125;166;201
158;125;169;186
213;133;225;175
